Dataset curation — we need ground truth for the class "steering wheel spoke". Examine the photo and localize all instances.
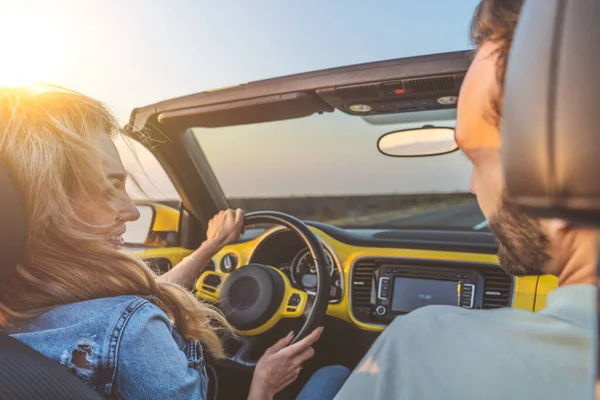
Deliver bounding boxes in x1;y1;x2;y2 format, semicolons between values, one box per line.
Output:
281;287;308;318
195;270;227;303
231;336;258;368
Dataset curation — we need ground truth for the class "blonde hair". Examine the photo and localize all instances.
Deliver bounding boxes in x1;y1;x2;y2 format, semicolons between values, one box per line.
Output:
0;87;230;357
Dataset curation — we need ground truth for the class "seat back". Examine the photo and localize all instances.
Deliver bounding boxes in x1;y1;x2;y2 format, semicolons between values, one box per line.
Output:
0;165;101;399
501;0;600;224
501;0;600;385
0;164;27;280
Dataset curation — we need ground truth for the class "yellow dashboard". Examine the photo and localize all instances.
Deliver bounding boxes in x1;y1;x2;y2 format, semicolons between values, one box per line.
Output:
126;218;559;333
161;225;559;333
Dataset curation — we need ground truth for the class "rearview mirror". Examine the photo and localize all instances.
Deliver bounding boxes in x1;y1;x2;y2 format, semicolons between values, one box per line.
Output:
377;127;458;157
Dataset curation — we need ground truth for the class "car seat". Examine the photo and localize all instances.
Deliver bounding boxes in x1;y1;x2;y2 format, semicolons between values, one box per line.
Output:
0;164;101;399
500;0;599;384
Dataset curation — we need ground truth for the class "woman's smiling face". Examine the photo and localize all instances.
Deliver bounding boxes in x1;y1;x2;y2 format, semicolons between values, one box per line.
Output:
84;134;140;249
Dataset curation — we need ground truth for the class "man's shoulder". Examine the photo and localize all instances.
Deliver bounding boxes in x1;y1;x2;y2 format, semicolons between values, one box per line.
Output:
336;296;595;400
388;305;520;330
384;302;593;351
381;305;553;346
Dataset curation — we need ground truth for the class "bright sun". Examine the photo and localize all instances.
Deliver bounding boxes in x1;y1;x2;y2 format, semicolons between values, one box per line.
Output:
0;13;65;87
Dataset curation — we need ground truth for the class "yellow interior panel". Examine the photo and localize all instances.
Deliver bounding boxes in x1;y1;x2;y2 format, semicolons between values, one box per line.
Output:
150;203;180;232
534;275;559;311
196;271;226;302
512;276;538;311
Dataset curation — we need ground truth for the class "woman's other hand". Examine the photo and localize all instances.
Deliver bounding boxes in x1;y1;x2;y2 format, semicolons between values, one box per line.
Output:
206;208;245;248
248;327;324;400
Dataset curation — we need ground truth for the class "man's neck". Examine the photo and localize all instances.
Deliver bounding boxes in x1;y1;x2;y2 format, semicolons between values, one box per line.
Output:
557;230;597;286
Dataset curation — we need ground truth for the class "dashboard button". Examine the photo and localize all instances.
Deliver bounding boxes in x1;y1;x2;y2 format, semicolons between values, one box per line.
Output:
288;293;301;306
378;277;390;299
329;286;341;298
375;306;387;316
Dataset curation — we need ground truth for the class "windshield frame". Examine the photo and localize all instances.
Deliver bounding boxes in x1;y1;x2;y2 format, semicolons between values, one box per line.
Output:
126;51;472;234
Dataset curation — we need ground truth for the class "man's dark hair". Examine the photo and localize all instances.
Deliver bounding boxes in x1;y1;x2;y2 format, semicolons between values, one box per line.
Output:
470;0;524;125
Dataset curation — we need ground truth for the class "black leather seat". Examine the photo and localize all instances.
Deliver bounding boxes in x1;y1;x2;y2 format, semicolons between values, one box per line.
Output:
0;165;101;399
502;0;600;224
501;0;599;380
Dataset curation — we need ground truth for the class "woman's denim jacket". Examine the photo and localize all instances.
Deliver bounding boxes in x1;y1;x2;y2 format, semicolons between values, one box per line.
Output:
9;295;209;399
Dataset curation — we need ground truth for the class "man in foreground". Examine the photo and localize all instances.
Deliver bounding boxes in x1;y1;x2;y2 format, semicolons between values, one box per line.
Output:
334;1;596;399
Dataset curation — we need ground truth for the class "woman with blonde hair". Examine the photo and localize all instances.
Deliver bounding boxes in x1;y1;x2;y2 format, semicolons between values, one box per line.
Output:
0;87;349;399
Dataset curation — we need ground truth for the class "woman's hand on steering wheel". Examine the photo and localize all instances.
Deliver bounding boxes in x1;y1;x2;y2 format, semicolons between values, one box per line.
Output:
248;326;324;400
206;208;245;248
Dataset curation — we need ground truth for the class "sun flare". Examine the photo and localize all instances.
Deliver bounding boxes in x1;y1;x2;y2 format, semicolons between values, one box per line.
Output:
0;13;65;87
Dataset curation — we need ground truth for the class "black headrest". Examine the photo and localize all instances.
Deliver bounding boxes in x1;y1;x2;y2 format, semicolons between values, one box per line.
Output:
0;165;27;280
501;0;600;226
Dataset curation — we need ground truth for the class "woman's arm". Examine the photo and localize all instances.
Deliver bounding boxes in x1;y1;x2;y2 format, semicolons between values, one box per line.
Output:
115;302;209;399
156;209;244;288
156;240;221;288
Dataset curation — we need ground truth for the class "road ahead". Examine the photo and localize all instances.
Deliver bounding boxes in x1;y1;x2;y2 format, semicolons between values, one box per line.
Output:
380;202;487;230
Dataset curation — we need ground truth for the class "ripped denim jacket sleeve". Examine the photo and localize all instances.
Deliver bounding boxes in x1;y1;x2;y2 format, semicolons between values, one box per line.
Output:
59;333;103;385
114;302;208;400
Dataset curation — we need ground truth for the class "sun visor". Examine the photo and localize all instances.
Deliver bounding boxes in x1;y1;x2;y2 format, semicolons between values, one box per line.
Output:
361;109;456;126
157;92;333;128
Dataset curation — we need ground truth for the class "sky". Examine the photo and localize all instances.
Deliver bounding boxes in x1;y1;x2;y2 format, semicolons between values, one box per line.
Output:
1;0;481;199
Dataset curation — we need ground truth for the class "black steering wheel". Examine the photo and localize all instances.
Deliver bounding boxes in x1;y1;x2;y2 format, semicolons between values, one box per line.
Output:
198;211;330;368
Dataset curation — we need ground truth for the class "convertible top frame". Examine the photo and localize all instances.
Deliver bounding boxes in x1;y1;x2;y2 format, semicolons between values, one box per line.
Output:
124;50;473;249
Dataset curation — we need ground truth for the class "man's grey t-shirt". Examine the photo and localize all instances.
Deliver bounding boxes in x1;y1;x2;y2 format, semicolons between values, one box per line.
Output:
334;284;596;400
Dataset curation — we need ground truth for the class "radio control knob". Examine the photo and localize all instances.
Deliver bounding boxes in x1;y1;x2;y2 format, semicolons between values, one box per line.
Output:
375;306;387;316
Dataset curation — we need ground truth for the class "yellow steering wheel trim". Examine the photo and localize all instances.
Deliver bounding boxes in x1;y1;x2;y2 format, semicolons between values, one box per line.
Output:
195;266;308;336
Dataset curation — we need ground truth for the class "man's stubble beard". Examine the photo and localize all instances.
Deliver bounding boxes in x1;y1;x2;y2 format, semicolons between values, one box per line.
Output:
487;191;551;276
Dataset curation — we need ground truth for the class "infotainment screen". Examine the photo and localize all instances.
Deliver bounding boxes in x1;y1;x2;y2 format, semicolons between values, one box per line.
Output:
391;277;459;313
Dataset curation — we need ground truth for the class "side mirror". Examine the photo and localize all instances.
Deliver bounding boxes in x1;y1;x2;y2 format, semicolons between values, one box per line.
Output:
123;205;154;246
123;203;180;248
377;127;458;157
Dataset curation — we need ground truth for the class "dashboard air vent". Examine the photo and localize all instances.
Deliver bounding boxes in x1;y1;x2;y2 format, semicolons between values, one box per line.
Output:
336;84;378;100
402;75;456;93
202;273;222;294
481;268;513;309
351;259;377;323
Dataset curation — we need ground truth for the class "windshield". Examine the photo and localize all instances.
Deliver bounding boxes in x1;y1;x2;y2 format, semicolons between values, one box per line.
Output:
193;109;486;231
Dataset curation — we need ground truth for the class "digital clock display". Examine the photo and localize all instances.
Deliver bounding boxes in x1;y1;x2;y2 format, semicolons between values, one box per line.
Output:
391;277;459;313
